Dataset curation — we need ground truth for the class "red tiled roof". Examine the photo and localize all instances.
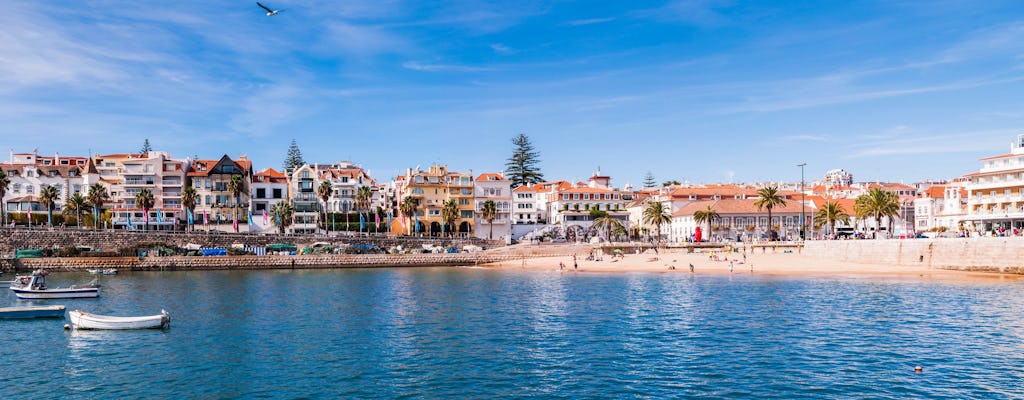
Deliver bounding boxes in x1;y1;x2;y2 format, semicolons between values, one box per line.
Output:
979;153;1016;161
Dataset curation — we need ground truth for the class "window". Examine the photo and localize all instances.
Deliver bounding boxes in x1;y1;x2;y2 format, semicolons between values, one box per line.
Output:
273;188;283;199
412;188;425;194
26;185;34;194
459;199;469;205
256;188;266;199
26;170;33;178
563;194;569;200
12;184;20;194
583;194;590;200
461;210;474;219
215;182;227;191
205;195;211;205
301;171;310;179
573;194;580;200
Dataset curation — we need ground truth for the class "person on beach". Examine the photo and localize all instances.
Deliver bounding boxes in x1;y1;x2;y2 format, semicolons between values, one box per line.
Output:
689;263;694;273
559;261;565;270
743;253;747;263
573;254;578;270
729;261;734;273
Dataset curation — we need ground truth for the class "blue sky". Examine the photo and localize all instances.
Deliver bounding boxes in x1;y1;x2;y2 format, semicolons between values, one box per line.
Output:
3;1;1024;186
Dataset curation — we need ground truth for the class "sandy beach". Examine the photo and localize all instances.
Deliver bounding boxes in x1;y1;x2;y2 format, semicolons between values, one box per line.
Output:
482;248;1023;283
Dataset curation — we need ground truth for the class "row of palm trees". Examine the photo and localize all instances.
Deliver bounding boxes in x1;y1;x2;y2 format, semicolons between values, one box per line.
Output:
391;195;500;239
637;186;902;243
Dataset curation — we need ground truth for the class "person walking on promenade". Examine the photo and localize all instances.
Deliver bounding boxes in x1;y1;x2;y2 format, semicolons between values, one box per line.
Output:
573;253;578;270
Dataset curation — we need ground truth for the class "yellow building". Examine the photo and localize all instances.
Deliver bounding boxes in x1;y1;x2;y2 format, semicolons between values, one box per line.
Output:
395;165;475;236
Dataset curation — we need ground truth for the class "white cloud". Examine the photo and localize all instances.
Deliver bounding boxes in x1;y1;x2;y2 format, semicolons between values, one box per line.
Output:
402;61;495;72
565;18;615;26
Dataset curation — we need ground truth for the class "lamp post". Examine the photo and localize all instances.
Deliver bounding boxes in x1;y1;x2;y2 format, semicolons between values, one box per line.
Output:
798;163;806;240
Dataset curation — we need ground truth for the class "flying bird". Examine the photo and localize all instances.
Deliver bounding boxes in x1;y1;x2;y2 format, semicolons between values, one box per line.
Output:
257;2;281;16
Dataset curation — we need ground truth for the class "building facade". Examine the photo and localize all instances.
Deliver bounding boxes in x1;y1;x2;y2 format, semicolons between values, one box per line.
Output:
473;173;512;240
95;151;188;231
1;151;97;221
965;134;1024;234
187;155;253;232
396;165;475;236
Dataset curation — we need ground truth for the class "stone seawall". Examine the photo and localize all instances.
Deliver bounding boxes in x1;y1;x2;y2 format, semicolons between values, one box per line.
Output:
0;229;500;254
6;253;517;272
803;238;1024;274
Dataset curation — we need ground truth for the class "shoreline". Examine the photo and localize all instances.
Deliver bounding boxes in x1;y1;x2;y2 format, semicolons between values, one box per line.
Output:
480;251;1024;283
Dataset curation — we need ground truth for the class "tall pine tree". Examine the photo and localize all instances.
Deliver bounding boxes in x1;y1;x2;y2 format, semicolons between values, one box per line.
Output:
642;172;656;188
505;133;544;188
140;139;152;154
283;139;305;172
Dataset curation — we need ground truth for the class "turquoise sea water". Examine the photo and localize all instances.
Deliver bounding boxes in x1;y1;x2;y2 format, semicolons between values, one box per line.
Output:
1;268;1023;399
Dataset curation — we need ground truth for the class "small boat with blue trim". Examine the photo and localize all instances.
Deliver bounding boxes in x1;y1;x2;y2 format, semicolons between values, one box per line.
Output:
9;270;100;300
0;305;66;319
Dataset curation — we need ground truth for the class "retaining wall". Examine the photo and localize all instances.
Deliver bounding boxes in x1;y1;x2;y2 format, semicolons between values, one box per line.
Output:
803;238;1024;274
0;228;500;254
6;253;518;272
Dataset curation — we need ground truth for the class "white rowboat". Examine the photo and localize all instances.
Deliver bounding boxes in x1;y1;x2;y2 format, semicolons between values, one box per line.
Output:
68;309;170;330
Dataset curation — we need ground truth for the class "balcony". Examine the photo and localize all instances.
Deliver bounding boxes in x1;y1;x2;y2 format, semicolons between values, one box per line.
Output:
162;177;182;186
124;178;155;186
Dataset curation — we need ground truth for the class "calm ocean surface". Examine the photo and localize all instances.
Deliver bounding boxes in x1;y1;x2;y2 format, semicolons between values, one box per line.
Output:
1;268;1023;399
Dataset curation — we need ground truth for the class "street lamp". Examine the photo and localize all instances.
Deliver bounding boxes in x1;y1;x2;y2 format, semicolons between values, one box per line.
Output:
797;163;806;240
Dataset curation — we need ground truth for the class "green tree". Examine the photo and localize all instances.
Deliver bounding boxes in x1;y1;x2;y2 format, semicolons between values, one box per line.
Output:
505;133;544;188
642;172;657;189
693;206;720;242
135;188;155;231
64;192;88;228
39;185;60;227
590;209;626;243
400;196;420;235
227;175;245;233
270;201;294;234
283;139;305;173
181;186;199;231
441;199;459;237
662;180;681;187
87;183;109;230
0;170;9;226
317;180;333;233
480;199;497;240
814;201;850;236
140;138;152;153
854;188;899;239
642;200;672;244
754;186;787;240
356;186;373;232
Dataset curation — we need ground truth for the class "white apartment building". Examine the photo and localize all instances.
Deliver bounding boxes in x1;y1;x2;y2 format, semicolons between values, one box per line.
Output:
547;172;631;241
668;199;814;243
1;151;97;221
473;173;512;241
965;134;1024;234
289;165;319;234
914;183;967;234
95;151;188;231
317;161;379;213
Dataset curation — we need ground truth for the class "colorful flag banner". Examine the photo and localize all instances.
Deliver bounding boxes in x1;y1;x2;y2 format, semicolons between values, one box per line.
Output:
359;213;365;231
127;212;133;229
247;209;253;227
187;209;194;226
263;209;268;225
157;208;163;223
204;210;209;226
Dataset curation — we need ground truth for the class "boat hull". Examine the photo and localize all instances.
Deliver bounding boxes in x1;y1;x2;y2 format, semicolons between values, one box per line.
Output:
0;305;66;319
68;310;170;330
12;287;100;299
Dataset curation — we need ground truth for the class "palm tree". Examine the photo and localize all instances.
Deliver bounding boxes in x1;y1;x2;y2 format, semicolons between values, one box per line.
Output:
317;180;332;233
693;206;720;243
86;183;109;230
642;201;672;245
855;188;899;239
270;201;294;234
227;175;245;233
64;192;88;228
0;170;9;226
135;188;155;231
400;196;419;235
590;209;626;243
814;201;850;236
754;186;787;241
39;185;60;227
480;200;497;240
355;186;373;233
181;186;198;232
441;199;459;237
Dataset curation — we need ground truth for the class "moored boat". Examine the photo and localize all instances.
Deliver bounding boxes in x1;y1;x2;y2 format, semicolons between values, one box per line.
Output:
0;305;66;319
9;270;100;299
86;269;118;275
68;309;170;330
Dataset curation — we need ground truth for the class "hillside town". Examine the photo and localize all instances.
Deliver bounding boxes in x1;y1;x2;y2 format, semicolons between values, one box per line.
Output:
1;134;1022;243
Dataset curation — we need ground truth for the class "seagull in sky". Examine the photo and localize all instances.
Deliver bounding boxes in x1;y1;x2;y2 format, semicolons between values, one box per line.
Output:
257;2;281;16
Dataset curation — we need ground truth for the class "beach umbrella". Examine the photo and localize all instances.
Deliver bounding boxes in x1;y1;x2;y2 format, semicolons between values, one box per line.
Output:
613;249;622;253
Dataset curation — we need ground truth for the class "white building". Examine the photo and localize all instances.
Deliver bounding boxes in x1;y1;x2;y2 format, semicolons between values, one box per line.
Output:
1;150;98;223
473;173;512;241
251;168;289;233
964;134;1024;234
669;199;814;243
547;171;632;241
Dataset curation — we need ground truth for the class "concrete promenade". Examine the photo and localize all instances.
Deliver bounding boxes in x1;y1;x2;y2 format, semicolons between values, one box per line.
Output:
802;237;1024;274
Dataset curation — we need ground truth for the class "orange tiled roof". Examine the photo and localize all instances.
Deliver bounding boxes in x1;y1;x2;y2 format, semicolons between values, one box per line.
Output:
672;198;815;217
476;173;506;181
979;153;1016;161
